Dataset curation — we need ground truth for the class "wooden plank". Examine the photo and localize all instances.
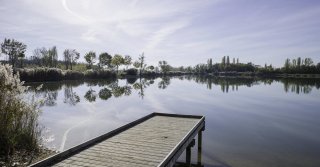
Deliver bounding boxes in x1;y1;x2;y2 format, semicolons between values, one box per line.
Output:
29;113;205;167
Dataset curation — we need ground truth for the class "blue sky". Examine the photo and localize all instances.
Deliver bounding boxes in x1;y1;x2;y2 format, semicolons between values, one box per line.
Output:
1;0;320;67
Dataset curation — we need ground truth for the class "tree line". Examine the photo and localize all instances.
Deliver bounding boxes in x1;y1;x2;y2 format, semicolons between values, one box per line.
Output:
1;38;320;75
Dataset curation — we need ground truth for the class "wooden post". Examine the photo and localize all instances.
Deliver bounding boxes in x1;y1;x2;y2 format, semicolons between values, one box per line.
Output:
198;126;205;166
186;146;191;166
186;139;195;167
197;130;202;166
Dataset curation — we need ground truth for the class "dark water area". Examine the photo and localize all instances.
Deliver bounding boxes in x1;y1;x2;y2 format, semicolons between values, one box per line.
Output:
25;76;320;167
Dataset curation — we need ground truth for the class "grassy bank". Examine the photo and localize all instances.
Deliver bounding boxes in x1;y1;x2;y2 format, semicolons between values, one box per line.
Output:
199;71;320;78
16;67;189;82
15;67;320;82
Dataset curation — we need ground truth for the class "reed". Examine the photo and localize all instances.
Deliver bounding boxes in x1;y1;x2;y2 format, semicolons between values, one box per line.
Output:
16;68;117;82
0;64;42;164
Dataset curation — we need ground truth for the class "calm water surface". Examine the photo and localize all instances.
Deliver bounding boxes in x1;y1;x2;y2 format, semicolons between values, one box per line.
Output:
26;76;320;167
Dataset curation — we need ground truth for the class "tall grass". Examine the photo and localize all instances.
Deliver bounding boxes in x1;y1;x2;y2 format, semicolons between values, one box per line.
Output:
84;69;116;79
16;68;117;82
0;64;42;164
64;70;84;80
17;68;64;82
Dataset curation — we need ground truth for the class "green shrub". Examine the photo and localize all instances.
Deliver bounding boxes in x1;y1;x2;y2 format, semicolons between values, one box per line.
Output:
125;68;138;76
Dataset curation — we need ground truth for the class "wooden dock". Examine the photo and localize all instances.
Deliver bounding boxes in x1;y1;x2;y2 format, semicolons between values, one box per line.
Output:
30;113;205;167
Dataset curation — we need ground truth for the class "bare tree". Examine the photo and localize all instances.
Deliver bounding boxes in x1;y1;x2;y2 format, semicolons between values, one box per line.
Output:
64;49;80;70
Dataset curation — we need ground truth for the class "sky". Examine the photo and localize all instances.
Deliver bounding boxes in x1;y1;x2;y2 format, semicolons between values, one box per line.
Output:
0;0;320;67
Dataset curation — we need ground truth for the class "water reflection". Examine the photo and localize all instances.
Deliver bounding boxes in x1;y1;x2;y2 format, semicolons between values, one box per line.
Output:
43;91;58;106
23;76;320;167
64;86;80;105
84;88;97;102
111;84;132;98
158;77;171;89
189;76;320;94
28;83;60;106
98;88;112;100
133;78;154;99
281;78;320;94
26;76;320;107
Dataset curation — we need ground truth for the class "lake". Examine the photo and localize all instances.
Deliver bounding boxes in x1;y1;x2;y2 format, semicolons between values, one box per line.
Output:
26;76;320;167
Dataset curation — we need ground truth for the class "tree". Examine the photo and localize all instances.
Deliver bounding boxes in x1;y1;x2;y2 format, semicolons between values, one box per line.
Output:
178;66;184;72
133;61;140;69
18;52;25;68
1;38;27;68
48;46;58;67
123;55;132;69
207;58;213;72
98;52;112;69
147;65;155;71
297;57;301;68
41;47;51;67
292;59;297;67
63;49;70;70
63;49;79;70
221;56;226;69
111;54;124;73
32;47;48;67
32;48;45;66
31;46;57;67
138;53;146;74
69;49;80;70
284;58;291;71
226;56;230;66
304;58;313;66
159;61;170;74
84;51;96;69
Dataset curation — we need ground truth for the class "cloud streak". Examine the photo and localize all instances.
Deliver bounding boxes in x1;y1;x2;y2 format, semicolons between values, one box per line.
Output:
61;0;90;23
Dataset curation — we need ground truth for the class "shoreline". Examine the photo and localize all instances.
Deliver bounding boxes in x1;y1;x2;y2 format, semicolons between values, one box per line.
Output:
20;72;320;83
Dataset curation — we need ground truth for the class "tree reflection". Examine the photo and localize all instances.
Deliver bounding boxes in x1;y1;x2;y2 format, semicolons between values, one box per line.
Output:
84;88;97;102
283;78;315;94
63;86;80;105
27;84;59;107
133;78;154;99
42;91;58;106
126;77;138;85
99;88;112;100
188;75;320;94
25;76;320;104
158;77;170;89
112;86;132;98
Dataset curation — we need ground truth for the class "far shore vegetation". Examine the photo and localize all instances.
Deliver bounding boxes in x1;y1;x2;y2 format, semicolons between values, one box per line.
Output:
1;38;320;82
